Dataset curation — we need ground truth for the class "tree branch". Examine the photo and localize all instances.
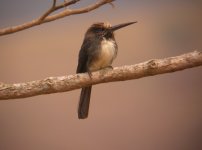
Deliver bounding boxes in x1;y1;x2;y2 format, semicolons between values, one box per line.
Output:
0;50;201;100
38;0;58;22
0;0;115;36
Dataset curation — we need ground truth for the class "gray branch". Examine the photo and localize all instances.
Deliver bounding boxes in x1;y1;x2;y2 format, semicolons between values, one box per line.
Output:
0;0;115;36
0;50;202;100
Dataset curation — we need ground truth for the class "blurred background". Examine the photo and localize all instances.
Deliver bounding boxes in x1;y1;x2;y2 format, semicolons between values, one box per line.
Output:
0;0;202;150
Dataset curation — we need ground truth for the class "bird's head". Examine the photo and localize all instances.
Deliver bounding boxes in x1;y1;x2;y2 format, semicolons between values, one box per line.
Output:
85;21;137;40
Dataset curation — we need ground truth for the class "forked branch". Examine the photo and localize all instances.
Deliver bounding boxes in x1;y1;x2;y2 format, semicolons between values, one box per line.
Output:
0;50;201;100
0;0;115;36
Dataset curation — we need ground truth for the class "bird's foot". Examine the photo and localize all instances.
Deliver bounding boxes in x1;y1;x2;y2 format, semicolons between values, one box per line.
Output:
105;65;113;70
100;66;113;75
87;71;93;79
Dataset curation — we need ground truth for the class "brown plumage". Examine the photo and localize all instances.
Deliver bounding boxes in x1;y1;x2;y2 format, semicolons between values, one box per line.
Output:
77;21;137;119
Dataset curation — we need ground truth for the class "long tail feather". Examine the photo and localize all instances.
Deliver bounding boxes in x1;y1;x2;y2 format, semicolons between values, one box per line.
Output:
78;86;92;119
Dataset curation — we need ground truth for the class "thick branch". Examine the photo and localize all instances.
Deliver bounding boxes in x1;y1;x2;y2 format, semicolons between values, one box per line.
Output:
0;51;201;100
0;0;115;36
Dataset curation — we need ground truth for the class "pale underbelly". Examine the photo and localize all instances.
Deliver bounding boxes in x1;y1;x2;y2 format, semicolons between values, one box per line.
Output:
89;39;117;71
89;54;114;71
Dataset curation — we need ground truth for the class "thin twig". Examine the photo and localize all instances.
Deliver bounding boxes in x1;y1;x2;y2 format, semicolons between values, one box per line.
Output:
0;0;115;36
53;0;57;7
0;50;201;100
38;0;58;22
55;0;80;10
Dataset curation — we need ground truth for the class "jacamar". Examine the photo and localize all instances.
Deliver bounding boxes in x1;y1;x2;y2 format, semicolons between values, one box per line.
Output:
76;21;137;119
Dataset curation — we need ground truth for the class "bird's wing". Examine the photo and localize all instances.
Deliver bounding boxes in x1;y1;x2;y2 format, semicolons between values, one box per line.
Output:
76;39;91;73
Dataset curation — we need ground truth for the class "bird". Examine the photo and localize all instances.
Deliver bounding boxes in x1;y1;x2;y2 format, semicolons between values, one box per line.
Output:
76;21;137;119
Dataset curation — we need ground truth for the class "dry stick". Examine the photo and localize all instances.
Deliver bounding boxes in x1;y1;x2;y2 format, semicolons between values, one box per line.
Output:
38;0;58;22
0;50;202;100
0;0;115;36
38;0;80;22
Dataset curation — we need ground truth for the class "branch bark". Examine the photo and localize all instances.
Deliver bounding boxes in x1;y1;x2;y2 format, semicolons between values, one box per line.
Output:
0;0;115;36
0;51;202;100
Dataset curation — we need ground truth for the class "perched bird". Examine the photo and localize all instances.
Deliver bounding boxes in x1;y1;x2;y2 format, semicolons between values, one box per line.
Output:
77;21;137;119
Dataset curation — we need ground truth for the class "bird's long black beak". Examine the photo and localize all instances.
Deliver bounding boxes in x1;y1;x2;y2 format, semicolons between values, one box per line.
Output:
110;21;137;32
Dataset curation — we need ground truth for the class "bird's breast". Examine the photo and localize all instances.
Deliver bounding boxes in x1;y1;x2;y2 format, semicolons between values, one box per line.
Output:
89;38;117;71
